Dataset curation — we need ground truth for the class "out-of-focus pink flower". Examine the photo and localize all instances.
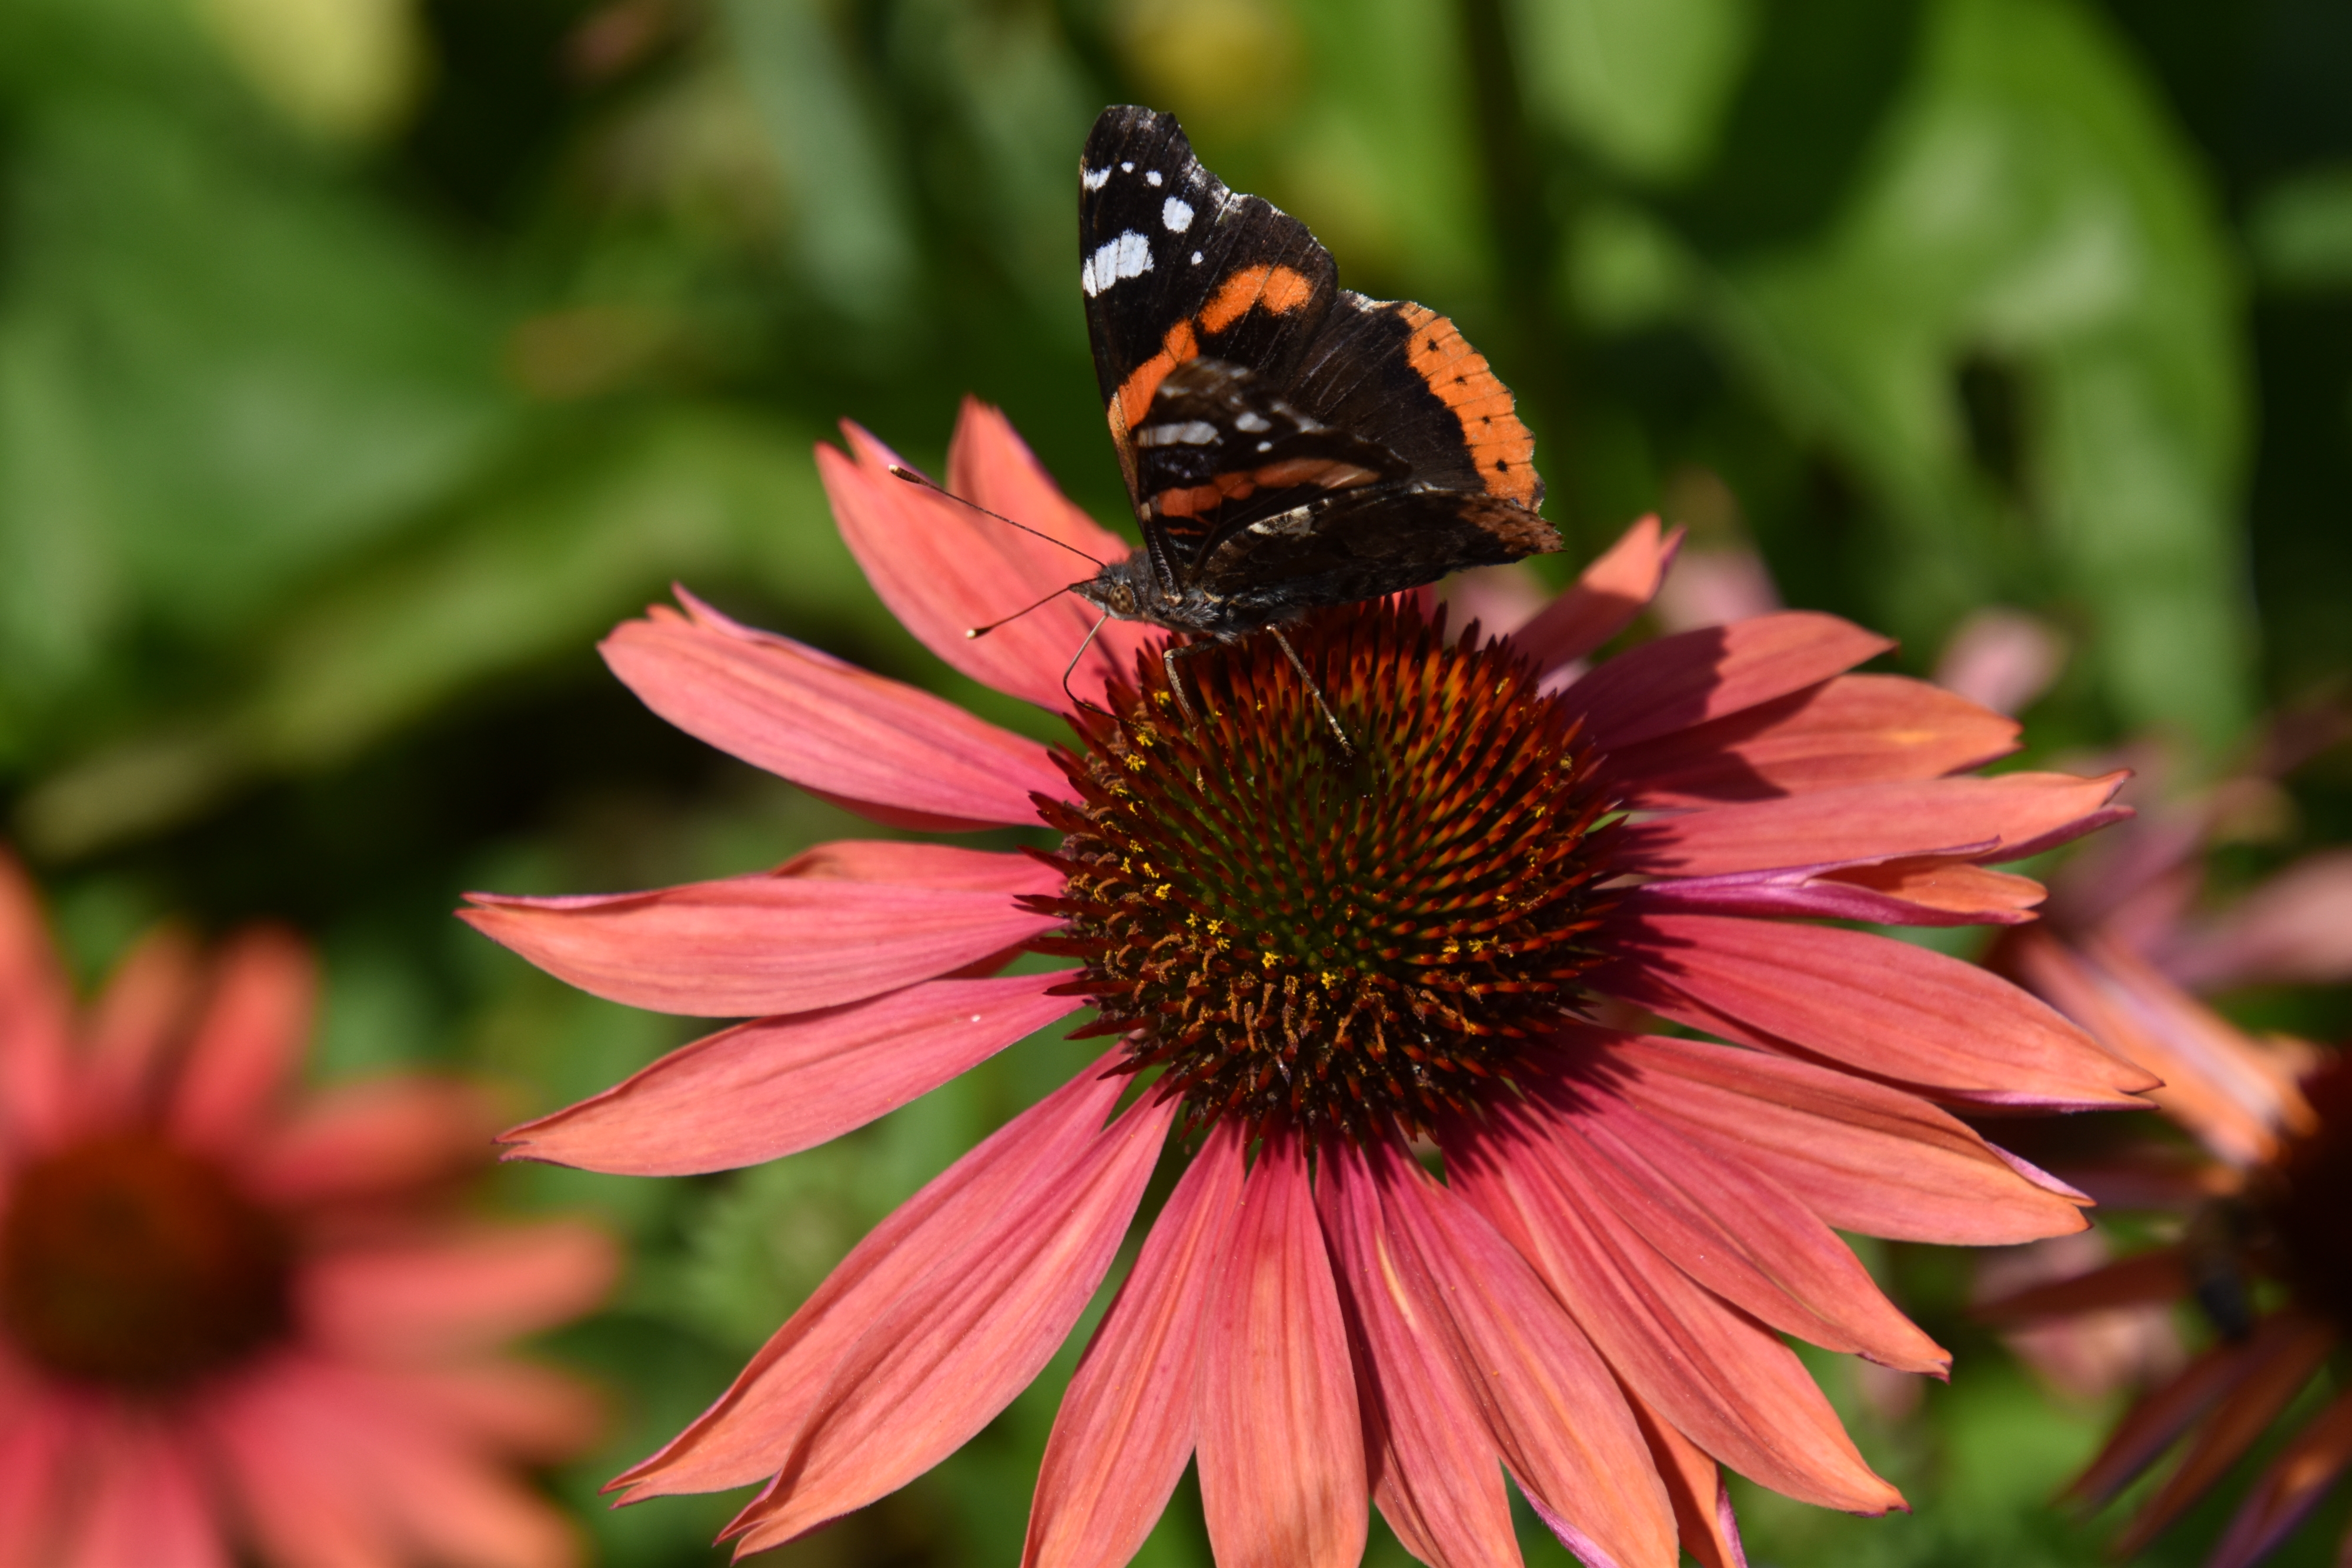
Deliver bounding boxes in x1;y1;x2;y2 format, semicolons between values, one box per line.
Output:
1933;608;2067;718
469;399;2150;1566
0;861;616;1567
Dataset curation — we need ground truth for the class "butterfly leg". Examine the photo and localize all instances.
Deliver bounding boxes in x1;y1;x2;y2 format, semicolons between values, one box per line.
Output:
1161;640;1211;731
1060;610;1113;717
1267;627;1355;757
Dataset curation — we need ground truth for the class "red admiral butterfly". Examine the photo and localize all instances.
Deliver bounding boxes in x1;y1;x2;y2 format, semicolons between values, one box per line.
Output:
1070;105;1560;656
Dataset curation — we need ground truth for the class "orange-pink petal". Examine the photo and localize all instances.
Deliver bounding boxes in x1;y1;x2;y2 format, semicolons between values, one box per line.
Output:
1511;515;1682;672
1529;1082;1947;1373
1608;673;2019;807
61;1413;226;1568
1374;1140;1678;1568
717;1091;1174;1555
0;851;73;1151
502;972;1078;1175
2209;1383;2352;1568
1973;1247;2190;1325
1563;612;1893;753
0;1403;72;1566
170;927;316;1151
1622;858;2046;928
613;1051;1143;1501
2069;1330;2287;1507
823;406;1153;711
2166;845;2352;992
303;1219;618;1361
459;857;1057;1018
392;1360;609;1462
600;591;1065;830
1025;1122;1246;1568
1318;1143;1521;1568
1616;772;2127;877
1446;1105;1902;1514
242;1078;499;1207
1590;1030;2090;1243
1195;1130;1368;1568
1625;1395;1749;1568
80;925;201;1128
1601;914;2153;1110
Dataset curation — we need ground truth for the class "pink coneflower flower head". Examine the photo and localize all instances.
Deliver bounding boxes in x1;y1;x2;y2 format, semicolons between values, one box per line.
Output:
466;400;2153;1567
0;854;616;1568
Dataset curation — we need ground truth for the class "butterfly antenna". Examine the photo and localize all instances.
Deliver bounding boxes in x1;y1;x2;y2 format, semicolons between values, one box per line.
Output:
888;465;1104;567
967;581;1088;640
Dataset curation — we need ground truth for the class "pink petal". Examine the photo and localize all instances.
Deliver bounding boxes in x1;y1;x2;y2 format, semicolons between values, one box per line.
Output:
170;927;316;1151
1563;612;1893;754
2209;1383;2352;1568
0;851;72;1151
459;855;1058;1018
1510;516;1683;671
501;972;1081;1175
1622;858;2045;927
715;1093;1174;1556
2167;847;2352;991
1625;1397;1749;1568
0;1402;74;1567
2110;1312;2337;1558
1616;771;2127;877
1526;1082;1947;1373
1371;1141;1678;1568
612;1051;1144;1500
207;1361;402;1568
1599;914;2154;1110
1586;1029;2091;1244
1195;1130;1368;1568
823;412;1152;713
777;837;1059;888
60;1412;228;1568
79;925;201;1127
324;1372;582;1568
2006;930;2297;1169
1973;1247;2189;1325
1318;1142;1521;1568
303;1220;617;1360
1609;673;2020;807
1445;1105;1903;1514
1025;1123;1247;1568
392;1360;609;1462
242;1078;499;1208
600;591;1065;830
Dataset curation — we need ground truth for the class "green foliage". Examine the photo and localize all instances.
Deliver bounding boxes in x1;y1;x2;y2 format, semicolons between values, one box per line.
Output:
2;0;2347;1562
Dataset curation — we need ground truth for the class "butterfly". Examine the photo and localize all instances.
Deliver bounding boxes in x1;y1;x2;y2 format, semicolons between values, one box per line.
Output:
1069;103;1560;678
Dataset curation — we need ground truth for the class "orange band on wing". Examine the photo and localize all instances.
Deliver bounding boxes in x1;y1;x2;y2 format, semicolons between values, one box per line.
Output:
1396;303;1539;506
1199;264;1317;335
1112;320;1200;436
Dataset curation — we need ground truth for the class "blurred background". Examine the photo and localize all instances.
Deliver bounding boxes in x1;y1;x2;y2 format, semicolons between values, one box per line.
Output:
1;0;2348;1561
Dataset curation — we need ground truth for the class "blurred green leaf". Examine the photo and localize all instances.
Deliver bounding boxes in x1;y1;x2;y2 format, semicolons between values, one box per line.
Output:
2249;163;2352;293
1511;0;1758;184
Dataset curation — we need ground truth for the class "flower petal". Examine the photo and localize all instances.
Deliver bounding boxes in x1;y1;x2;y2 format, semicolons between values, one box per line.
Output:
1445;1104;1902;1514
460;857;1058;1019
0;1401;74;1567
1616;773;2127;877
303;1221;617;1361
2208;1384;2352;1568
1511;516;1682;672
1625;1396;1750;1568
1528;1081;1947;1373
209;1360;403;1568
2067;1335;2264;1507
61;1413;227;1568
1024;1122;1245;1568
1319;1142;1522;1568
1608;674;2019;807
1973;1247;2190;1325
1563;613;1893;754
170;927;316;1150
1374;1141;1678;1568
392;1360;609;1462
502;973;1081;1176
2110;1312;2337;1558
824;410;1152;712
80;925;201;1126
1582;1029;2086;1244
0;851;73;1151
2166;846;2352;992
612;1052;1144;1501
1196;1131;1368;1568
243;1078;499;1207
1599;914;2154;1110
1621;858;2046;928
601;591;1065;830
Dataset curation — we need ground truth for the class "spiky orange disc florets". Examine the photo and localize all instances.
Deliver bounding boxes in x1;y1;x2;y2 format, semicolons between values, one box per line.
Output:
1027;599;1618;1140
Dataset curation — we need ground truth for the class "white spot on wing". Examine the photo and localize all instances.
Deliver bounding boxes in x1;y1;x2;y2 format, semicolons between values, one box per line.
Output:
1234;411;1270;433
1120;161;1134;172
1146;169;1163;186
1190;250;1203;265
1162;196;1193;233
1138;420;1221;447
1081;231;1154;296
1081;165;1110;192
